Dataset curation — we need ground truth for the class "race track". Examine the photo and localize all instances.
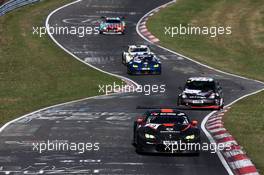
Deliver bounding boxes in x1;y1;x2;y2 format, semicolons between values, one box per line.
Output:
0;0;263;174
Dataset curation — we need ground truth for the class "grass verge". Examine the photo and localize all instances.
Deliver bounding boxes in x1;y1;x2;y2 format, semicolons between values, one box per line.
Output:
147;0;264;173
224;93;264;173
0;0;122;125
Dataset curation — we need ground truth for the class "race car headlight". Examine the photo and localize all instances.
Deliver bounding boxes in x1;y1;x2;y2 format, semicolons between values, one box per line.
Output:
185;134;195;140
182;93;187;98
209;93;216;99
133;64;138;68
153;64;159;68
145;133;155;139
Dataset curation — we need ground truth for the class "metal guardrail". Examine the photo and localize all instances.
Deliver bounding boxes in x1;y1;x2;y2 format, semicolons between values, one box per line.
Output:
0;0;40;16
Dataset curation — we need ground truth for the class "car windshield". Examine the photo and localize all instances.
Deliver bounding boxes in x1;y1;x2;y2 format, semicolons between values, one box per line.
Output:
130;48;148;52
141;56;154;61
105;19;121;24
185;81;215;92
147;114;189;125
134;55;154;62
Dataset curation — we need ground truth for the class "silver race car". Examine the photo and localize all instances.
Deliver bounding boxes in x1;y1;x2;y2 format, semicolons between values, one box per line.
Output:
122;45;153;65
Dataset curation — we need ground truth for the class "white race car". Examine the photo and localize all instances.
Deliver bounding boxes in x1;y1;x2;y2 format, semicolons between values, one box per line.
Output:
122;45;153;65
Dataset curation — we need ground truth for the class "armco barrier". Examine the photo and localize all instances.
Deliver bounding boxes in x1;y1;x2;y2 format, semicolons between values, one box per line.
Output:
0;0;40;16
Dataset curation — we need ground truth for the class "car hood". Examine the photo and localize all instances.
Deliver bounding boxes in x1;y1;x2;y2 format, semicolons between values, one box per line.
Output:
131;58;159;64
145;123;189;133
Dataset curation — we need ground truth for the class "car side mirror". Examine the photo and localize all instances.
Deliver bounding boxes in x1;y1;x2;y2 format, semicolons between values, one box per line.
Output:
136;116;145;124
191;120;198;127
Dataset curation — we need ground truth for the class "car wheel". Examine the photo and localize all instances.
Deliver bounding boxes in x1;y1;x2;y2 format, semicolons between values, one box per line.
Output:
177;97;182;106
127;67;132;75
132;125;137;146
135;138;143;154
122;54;125;64
136;147;142;154
132;136;136;146
219;98;224;110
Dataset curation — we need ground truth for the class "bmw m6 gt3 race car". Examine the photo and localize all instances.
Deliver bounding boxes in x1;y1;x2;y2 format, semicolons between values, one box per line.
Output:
133;109;200;154
122;45;152;64
177;77;224;110
127;54;161;75
99;17;126;34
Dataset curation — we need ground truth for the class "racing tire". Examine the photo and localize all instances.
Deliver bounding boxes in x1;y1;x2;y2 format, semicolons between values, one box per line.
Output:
218;98;224;110
127;69;131;75
220;99;224;109
132;124;137;146
177;97;182;106
122;54;126;65
135;148;143;154
132;138;136;147
127;67;133;75
135;140;143;154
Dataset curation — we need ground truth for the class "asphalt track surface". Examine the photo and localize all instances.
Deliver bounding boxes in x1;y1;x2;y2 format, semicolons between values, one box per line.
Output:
0;0;264;174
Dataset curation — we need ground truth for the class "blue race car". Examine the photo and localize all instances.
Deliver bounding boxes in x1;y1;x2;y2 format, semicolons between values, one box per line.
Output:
127;54;161;75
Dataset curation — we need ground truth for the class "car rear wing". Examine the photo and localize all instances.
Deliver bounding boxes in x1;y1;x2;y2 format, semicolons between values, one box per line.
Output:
136;106;192;110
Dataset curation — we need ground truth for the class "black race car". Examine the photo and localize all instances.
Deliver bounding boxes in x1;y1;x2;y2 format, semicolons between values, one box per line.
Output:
133;109;200;154
177;77;224;110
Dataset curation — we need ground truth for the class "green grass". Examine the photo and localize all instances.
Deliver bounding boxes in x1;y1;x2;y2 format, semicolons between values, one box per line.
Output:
148;0;264;173
224;93;264;173
148;0;264;81
0;0;122;125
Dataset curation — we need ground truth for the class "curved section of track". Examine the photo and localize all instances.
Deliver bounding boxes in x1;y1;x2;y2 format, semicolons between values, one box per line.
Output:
0;0;263;174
